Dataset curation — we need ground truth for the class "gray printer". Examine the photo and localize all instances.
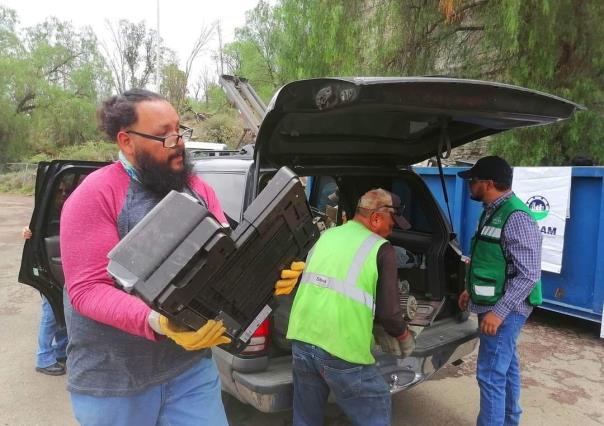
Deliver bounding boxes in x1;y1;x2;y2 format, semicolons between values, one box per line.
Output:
107;166;319;353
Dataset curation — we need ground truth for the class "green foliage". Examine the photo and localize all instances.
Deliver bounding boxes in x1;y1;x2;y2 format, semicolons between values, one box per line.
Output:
226;0;604;165
222;0;286;102
26;140;118;163
0;8;111;163
0;141;117;195
161;63;187;113
30;87;100;147
104;20;159;92
183;85;240;149
0;2;601;168
277;0;367;78
188;84;231;114
484;0;604;164
0;101;29;161
196;113;244;148
0;7;19;53
0;170;36;195
224;39;276;102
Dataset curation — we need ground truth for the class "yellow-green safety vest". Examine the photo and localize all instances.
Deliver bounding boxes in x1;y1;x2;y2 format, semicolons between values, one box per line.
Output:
287;221;386;364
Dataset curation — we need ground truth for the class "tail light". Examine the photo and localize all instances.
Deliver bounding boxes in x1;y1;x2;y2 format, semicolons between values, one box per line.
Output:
240;319;270;355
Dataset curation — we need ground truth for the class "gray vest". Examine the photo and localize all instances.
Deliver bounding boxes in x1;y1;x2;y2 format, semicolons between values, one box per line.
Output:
64;181;209;396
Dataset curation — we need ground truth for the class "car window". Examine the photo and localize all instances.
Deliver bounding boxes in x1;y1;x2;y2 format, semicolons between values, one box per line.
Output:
391;179;431;233
308;175;343;228
187;149;225;159
44;171;90;236
258;171;276;192
196;172;246;221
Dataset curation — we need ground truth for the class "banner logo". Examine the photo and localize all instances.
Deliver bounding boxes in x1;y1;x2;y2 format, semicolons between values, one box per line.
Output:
526;195;550;221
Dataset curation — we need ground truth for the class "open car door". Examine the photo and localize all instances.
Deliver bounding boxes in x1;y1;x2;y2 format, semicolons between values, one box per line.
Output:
18;160;109;325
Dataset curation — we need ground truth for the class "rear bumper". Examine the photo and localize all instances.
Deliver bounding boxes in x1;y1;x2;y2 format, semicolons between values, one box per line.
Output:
380;316;479;393
212;349;293;412
213;317;479;413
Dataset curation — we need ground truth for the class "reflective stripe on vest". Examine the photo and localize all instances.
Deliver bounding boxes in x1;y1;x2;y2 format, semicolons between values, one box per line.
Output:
300;232;382;313
481;225;502;239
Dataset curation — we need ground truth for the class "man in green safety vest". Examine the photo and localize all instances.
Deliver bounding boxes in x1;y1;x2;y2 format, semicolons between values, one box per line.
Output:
457;156;542;426
287;188;415;426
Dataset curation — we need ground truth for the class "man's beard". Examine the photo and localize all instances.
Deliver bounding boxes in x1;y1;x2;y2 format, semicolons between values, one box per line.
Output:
135;148;193;196
469;186;485;202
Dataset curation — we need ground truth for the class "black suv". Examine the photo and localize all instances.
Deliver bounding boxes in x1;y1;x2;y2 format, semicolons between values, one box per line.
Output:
19;77;581;413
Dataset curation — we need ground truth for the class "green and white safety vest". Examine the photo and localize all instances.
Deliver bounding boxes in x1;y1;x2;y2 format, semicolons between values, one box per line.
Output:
468;194;542;306
287;220;387;364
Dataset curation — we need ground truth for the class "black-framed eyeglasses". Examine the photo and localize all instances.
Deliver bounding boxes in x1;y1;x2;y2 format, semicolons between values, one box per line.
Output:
126;127;193;148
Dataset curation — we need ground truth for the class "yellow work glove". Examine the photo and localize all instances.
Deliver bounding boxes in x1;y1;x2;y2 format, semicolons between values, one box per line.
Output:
274;261;305;296
159;316;231;351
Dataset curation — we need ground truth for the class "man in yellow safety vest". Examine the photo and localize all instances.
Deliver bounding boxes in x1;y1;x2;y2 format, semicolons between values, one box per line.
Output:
287;188;416;426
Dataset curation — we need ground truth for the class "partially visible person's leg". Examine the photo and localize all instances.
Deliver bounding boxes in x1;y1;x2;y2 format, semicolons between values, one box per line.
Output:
292;341;330;426
323;358;391;426
70;386;161;426
36;296;64;375
476;312;526;426
504;316;526;426
53;324;68;362
158;357;228;426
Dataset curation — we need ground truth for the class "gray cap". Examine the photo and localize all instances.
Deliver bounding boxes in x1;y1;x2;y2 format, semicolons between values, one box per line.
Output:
357;188;411;230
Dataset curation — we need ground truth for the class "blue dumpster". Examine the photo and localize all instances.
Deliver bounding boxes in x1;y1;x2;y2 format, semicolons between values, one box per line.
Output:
415;166;604;323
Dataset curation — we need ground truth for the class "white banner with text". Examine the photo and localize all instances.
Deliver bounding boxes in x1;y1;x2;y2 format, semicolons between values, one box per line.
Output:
512;167;572;273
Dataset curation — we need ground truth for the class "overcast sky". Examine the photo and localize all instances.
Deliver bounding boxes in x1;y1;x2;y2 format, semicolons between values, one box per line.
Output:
2;0;260;85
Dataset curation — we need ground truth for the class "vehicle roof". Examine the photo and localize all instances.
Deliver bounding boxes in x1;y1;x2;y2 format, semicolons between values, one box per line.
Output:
185;141;227;150
192;157;253;174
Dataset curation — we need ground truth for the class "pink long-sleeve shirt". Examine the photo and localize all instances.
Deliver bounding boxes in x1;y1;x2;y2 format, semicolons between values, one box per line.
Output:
60;162;228;341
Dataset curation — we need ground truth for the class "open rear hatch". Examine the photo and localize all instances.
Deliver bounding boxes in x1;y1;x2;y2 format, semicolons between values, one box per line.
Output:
255;76;583;169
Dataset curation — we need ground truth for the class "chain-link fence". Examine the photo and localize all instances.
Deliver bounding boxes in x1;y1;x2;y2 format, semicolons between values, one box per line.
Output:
0;162;37;194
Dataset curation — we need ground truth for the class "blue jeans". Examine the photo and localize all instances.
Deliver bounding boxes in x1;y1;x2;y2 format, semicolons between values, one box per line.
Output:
70;357;228;426
36;296;67;368
476;312;527;426
292;340;391;426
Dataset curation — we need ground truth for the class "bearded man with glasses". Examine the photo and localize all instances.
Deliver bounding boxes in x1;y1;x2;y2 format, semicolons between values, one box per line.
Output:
59;89;303;425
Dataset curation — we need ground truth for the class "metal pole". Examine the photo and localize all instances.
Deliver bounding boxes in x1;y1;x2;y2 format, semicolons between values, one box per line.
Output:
23;163;29;188
155;0;161;92
217;21;224;76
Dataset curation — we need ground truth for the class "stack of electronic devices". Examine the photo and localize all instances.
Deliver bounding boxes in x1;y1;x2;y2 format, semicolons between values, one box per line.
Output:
107;166;319;353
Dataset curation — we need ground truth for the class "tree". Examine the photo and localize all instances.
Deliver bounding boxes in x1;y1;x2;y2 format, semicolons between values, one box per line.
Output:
22;18;111;147
223;0;285;102
0;8;111;162
160;62;187;112
478;1;604;165
198;113;243;147
162;23;216;113
0;7;28;161
184;23;216;89
192;66;215;108
276;0;365;78
227;0;604;165
0;6;19;54
102;19;159;92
